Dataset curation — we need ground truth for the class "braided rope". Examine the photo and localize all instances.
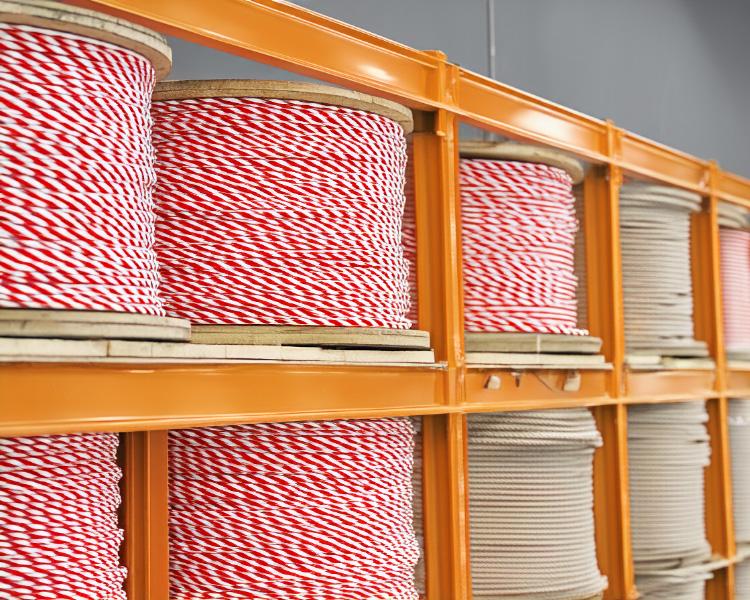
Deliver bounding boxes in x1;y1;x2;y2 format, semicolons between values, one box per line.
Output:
628;401;712;593
467;409;605;598
168;418;419;599
736;559;750;598
729;399;750;544
619;184;703;353
720;227;750;355
0;23;164;316
460;159;586;335
0;432;126;600
150;96;412;327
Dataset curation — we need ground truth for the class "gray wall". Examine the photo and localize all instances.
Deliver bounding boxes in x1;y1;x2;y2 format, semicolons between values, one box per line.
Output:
165;0;750;176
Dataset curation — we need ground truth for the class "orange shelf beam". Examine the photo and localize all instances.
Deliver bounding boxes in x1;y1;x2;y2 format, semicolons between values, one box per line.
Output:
623;368;717;404
0;362;447;436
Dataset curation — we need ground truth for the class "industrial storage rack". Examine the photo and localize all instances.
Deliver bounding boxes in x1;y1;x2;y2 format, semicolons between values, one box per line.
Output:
2;1;749;599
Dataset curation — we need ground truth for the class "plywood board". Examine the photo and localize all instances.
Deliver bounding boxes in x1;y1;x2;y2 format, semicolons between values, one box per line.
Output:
465;332;602;354
0;309;190;342
191;325;430;350
466;351;608;369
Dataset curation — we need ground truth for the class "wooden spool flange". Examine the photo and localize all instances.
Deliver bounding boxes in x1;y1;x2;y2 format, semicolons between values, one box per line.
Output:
153;79;414;134
460;140;585;184
0;0;172;79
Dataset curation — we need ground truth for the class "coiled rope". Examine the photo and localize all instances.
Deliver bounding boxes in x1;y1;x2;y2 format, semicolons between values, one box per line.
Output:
0;432;125;600
461;159;586;335
619;184;704;355
168;418;419;599
628;402;712;593
467;409;606;599
0;23;164;316
719;204;750;357
729;399;750;544
151;94;412;327
736;559;750;598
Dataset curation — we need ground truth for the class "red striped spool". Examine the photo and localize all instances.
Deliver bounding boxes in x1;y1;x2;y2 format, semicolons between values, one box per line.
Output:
168;418;420;599
0;0;172;318
718;203;750;356
150;80;415;329
460;142;586;335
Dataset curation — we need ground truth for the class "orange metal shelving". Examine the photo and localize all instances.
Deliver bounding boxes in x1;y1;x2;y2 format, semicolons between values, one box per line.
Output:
1;1;747;598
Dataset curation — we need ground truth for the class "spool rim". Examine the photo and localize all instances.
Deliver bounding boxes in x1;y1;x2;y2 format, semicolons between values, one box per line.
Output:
0;0;172;80
459;140;585;184
152;79;415;134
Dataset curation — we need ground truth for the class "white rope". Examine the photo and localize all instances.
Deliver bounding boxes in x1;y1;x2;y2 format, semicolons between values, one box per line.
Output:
719;202;750;357
730;399;750;544
468;409;606;599
619;184;706;356
736;558;750;598
628;401;712;595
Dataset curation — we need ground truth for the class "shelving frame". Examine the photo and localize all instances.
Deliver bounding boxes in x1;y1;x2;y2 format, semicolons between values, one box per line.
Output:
2;1;750;598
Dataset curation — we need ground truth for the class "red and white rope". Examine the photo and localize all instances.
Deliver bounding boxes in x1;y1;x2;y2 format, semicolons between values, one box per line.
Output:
0;432;126;600
460;159;586;335
168;418;419;599
151;96;412;327
0;23;164;316
720;227;750;355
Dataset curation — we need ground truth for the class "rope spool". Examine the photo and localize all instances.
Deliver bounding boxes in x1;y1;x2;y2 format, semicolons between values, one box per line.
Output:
460;142;587;336
0;432;125;600
0;0;175;324
467;409;606;599
736;559;750;598
729;399;750;544
150;80;415;330
628;402;712;593
718;202;750;358
619;184;706;357
168;418;420;599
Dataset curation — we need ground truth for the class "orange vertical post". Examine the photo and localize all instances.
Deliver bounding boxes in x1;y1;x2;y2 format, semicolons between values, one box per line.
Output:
584;124;636;600
121;431;170;600
693;164;735;600
411;55;471;599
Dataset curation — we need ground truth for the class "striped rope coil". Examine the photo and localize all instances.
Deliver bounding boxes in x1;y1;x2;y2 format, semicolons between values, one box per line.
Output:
467;409;606;599
460;159;586;335
729;399;750;544
0;23;164;316
628;402;712;593
168;418;419;599
410;417;424;595
719;224;750;356
0;432;125;600
619;184;704;355
151;96;412;327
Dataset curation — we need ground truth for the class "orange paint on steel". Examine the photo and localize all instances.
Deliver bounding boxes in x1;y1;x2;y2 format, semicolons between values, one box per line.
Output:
120;431;170;600
0;363;447;436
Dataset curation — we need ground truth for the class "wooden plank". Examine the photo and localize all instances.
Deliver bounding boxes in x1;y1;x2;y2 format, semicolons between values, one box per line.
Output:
0;337;435;365
0;309;190;342
191;325;430;349
466;351;607;369
465;332;602;354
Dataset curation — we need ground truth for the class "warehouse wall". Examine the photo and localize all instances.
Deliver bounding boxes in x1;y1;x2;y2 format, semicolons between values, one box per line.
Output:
165;0;750;176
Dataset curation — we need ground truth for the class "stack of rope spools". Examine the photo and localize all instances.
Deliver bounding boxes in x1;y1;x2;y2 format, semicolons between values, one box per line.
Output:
619;184;707;359
460;143;587;337
149;81;421;597
467;409;606;599
628;402;713;598
168;418;419;599
1;1;173;598
719;202;750;360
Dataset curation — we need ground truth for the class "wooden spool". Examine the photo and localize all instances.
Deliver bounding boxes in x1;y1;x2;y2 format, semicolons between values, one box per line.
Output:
153;79;414;134
460;141;597;359
0;0;172;79
459;140;585;184
0;1;185;343
153;80;423;350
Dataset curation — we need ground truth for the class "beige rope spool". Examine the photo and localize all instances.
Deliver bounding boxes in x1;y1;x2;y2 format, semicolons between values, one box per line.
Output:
729;399;750;544
467;409;606;599
736;559;750;598
628;401;712;596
